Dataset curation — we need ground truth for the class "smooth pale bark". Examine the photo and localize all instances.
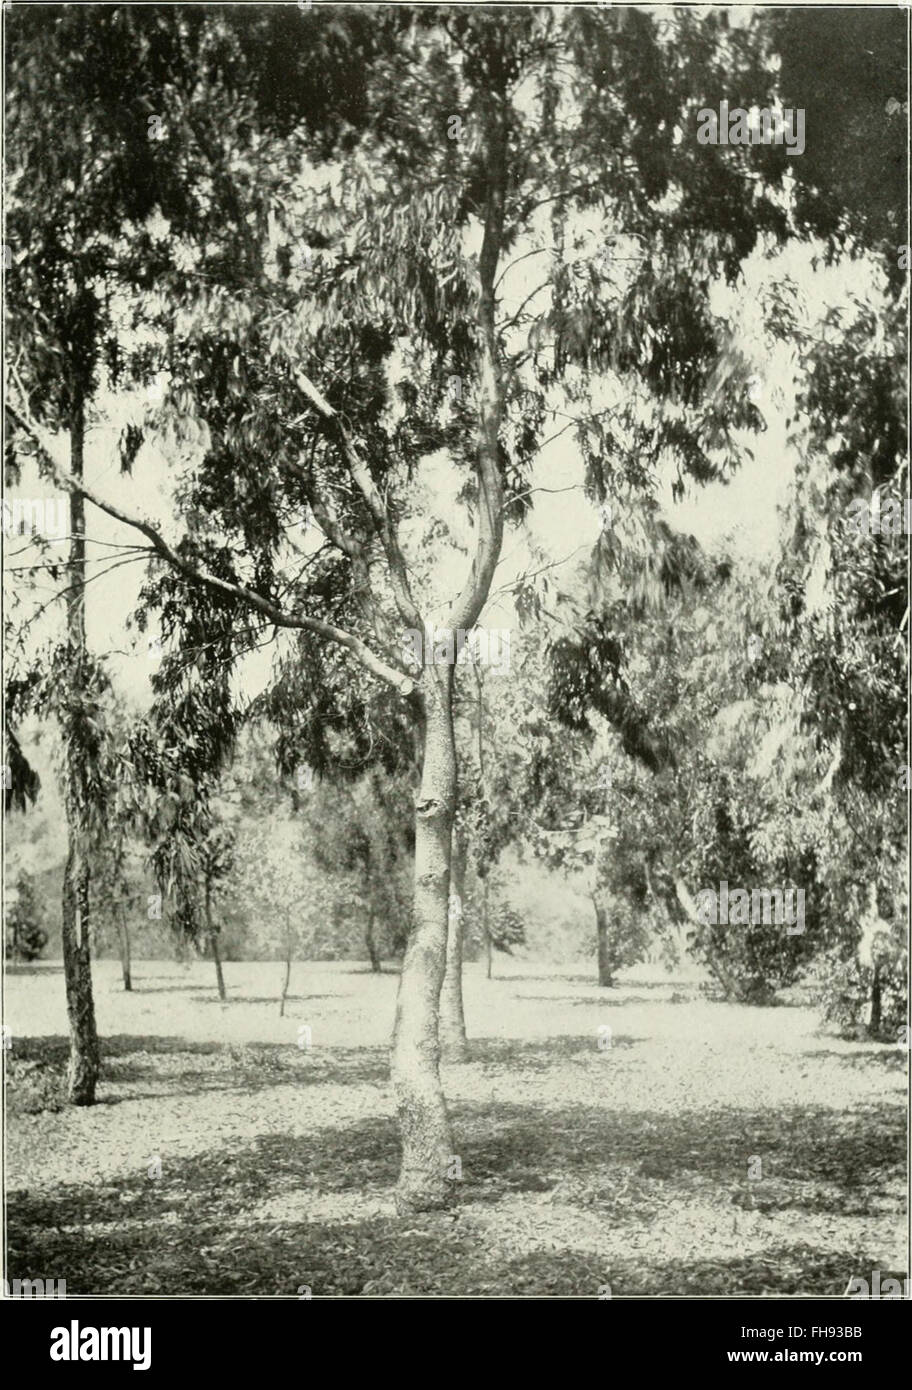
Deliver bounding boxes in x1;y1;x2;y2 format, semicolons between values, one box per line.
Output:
440;827;469;1061
390;665;456;1212
390;94;505;1204
473;669;494;983
118;908;132;991
61;398;100;1105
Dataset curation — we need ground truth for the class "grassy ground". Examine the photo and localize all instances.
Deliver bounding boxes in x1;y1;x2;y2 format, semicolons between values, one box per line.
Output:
5;958;907;1297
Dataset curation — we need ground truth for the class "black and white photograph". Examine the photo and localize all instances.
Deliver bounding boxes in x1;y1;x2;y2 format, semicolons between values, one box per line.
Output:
1;0;909;1333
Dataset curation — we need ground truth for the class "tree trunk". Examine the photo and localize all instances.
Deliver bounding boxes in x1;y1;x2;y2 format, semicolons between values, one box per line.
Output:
61;394;100;1105
473;668;494;983
644;859;689;964
211;932;226;1002
390;666;455;1212
483;877;492;980
868;962;882;1038
673;874;741;998
118;907;132;991
62;844;100;1103
593;896;615;987
279;942;292;1017
365;910;381;973
859;881;885;1038
204;876;226;1002
390;94;506;1210
440;826;469;1062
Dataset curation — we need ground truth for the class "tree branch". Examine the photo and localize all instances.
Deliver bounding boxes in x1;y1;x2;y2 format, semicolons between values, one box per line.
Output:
293;370;424;634
5;381;415;696
447;96;507;635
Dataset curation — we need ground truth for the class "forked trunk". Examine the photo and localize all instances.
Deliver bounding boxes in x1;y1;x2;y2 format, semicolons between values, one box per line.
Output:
390;93;505;1209
391;666;455;1212
440;826;469;1061
61;395;99;1105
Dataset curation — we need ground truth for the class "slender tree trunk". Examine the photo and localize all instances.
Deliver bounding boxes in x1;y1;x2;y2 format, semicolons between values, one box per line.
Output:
62;844;99;1102
440;826;469;1061
211;932;226;1002
592;894;615;987
118;907;132;991
61;393;100;1105
474;667;494;982
365;910;381;973
279;934;292;1017
860;882;884;1037
391;666;455;1212
868;962;882;1038
644;859;689;964
483;877;492;980
204;876;226;1002
389;92;506;1210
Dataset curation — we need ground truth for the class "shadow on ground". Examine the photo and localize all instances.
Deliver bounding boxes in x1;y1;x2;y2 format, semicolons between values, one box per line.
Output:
512;992;677;1006
7;1034;391;1110
801;1048;907;1071
468;1035;642;1068
195;994;344;1006
7;1082;904;1295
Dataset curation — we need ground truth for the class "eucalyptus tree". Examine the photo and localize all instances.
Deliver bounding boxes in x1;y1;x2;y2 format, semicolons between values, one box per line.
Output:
9;6;795;1206
755;3;908;1031
5;1;382;1101
5;4;243;1099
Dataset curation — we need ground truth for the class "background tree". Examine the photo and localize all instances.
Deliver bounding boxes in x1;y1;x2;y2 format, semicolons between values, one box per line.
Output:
308;773;413;975
231;818;315;1015
5;869;48;963
92;830;139;991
